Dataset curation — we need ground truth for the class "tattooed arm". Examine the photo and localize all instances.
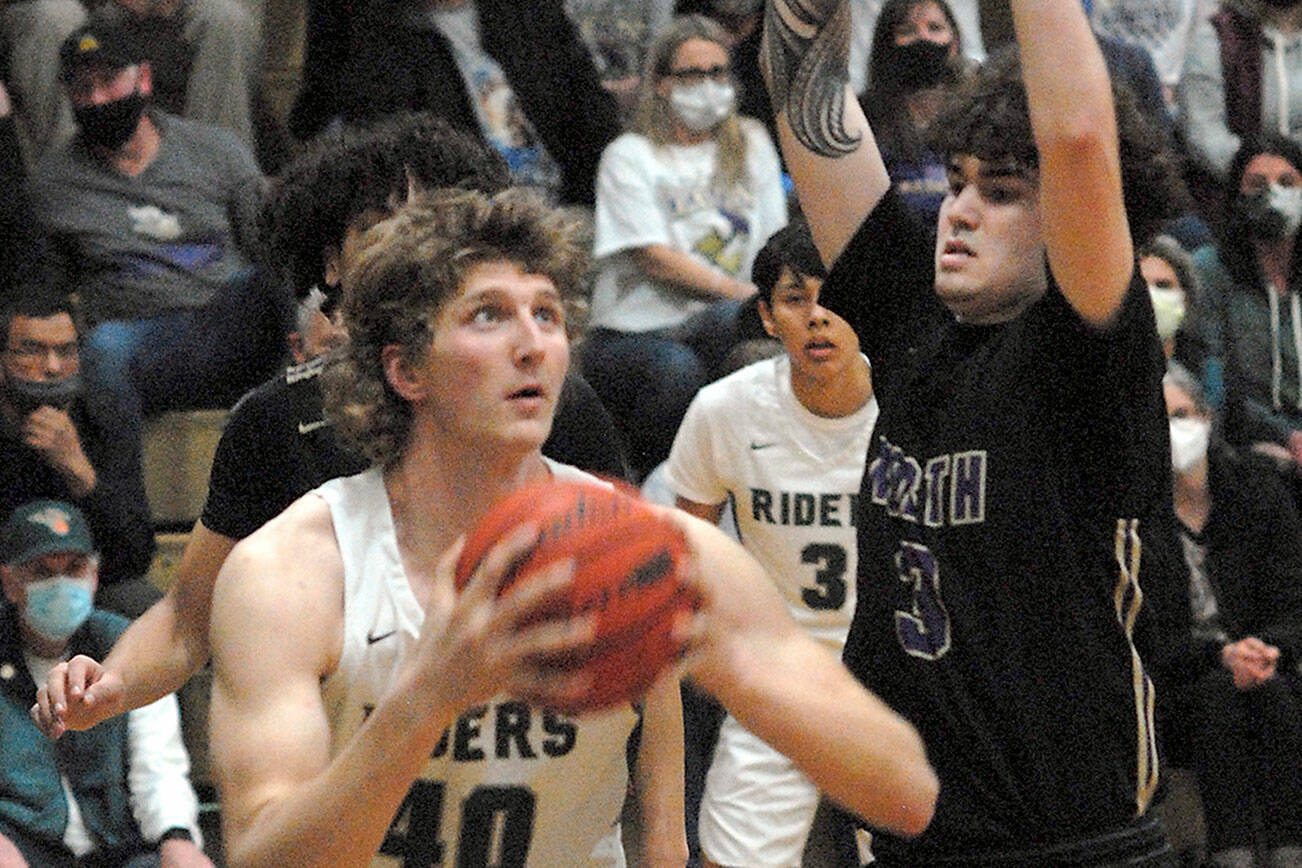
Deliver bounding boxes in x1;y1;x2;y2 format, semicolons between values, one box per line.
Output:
762;0;889;267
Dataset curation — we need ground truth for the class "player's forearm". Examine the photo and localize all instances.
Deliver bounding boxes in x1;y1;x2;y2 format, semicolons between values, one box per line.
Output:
762;0;887;267
635;677;689;867
102;592;207;713
106;524;236;710
677;515;937;837
1012;1;1114;151
631;246;754;300
697;629;937;838
1012;0;1131;326
220;678;458;868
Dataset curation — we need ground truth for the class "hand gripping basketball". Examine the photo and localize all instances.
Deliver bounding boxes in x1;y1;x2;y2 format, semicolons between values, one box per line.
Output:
455;480;697;713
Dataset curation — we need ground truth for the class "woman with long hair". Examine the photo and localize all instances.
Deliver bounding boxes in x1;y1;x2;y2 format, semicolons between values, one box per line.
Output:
1190;133;1302;485
583;14;787;478
858;0;970;228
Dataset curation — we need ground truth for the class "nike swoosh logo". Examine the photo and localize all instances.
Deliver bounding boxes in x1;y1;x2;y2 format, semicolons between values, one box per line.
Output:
750;442;777;450
366;630;396;645
298;419;328;435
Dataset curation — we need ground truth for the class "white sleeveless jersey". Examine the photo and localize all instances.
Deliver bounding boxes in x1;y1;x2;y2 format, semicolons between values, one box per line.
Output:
664;355;878;651
315;461;638;868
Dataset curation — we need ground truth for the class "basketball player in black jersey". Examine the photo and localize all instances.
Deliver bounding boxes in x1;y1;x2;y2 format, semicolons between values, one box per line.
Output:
765;0;1185;864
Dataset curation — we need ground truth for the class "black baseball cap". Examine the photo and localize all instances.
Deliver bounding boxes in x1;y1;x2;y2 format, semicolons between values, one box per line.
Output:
1;500;95;566
59;18;144;80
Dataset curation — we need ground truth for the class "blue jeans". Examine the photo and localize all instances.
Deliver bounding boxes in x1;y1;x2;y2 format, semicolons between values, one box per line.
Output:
580;300;743;478
81;269;289;473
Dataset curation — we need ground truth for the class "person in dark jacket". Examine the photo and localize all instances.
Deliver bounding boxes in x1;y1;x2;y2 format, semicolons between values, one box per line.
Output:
1163;360;1302;868
288;0;620;207
0;293;156;618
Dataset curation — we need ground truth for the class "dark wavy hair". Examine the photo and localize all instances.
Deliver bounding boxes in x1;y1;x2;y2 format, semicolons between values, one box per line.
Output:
257;112;511;301
324;188;589;468
1217;132;1302;291
928;47;1188;246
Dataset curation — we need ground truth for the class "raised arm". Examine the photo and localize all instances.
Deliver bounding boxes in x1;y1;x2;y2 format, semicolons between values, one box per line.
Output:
762;0;888;266
672;511;937;837
1014;0;1133;327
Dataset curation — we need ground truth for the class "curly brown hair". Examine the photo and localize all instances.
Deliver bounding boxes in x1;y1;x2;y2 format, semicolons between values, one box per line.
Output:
324;188;589;468
928;47;1188;246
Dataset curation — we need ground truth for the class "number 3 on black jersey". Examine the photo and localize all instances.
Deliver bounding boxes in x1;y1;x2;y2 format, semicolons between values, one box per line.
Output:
893;541;952;659
380;781;536;867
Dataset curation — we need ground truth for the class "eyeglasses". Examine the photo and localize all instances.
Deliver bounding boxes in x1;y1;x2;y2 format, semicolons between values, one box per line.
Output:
4;340;79;366
665;64;731;85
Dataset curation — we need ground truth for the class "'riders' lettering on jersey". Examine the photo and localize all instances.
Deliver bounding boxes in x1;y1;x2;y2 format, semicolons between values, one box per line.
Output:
361;701;579;761
749;489;860;527
867;438;987;527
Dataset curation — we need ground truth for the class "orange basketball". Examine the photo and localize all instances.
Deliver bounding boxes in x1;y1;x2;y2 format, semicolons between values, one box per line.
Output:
455;479;696;714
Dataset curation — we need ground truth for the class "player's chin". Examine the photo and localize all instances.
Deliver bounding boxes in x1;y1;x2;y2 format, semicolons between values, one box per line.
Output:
934;279;987;319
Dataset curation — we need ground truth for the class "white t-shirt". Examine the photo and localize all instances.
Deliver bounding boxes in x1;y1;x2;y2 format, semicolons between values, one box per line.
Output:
590;121;787;332
315;461;637;867
663;355;878;650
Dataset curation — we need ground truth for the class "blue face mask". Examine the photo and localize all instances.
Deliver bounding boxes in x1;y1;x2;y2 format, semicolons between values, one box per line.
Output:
24;575;94;643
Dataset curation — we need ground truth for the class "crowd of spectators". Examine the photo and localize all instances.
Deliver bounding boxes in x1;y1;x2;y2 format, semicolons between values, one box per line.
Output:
2;0;1302;866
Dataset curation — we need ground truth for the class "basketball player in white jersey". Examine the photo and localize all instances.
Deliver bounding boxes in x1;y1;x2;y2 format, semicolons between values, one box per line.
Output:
666;221;876;867
206;189;938;868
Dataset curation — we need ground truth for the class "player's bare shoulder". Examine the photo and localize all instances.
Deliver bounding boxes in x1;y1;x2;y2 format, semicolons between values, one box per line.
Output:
211;491;347;678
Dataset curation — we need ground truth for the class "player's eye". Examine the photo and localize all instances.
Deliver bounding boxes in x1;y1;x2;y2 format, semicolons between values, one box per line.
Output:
982;183;1018;204
534;302;564;327
471;305;506;326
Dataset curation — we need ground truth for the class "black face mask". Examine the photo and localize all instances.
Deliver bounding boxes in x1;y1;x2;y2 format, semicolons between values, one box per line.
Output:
73;91;146;150
891;39;953;91
2;374;83;418
1234;189;1299;241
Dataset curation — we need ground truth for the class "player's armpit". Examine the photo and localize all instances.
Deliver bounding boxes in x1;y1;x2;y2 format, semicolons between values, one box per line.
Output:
675;496;725;526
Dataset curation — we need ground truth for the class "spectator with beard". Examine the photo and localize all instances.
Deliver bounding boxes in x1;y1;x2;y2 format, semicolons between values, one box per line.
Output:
1;0;260;159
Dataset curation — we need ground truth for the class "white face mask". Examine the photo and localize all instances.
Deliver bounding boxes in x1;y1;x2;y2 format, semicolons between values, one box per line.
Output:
1269;182;1302;238
669;80;736;132
1169;416;1211;475
23;574;94;643
1148;286;1186;341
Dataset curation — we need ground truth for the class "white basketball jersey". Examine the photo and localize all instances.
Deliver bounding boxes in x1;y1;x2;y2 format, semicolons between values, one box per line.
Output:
315;462;638;868
664;355;877;651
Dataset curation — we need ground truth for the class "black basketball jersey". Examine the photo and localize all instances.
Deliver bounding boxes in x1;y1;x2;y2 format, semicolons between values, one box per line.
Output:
821;190;1176;864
